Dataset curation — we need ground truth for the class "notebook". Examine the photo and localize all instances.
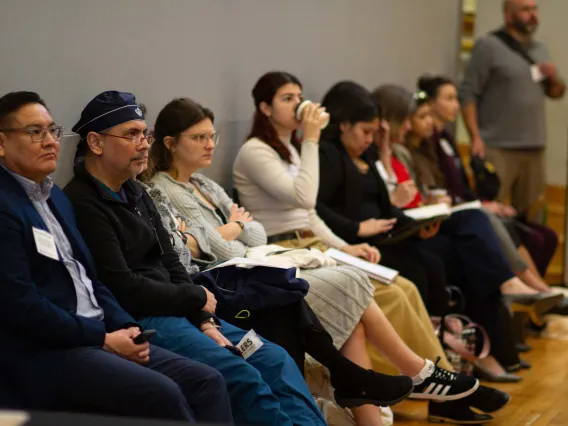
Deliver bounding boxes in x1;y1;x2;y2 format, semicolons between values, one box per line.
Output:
403;200;483;221
204;257;289;271
324;248;399;284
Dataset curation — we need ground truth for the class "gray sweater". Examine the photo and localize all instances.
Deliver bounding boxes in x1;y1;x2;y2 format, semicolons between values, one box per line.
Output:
459;30;551;149
151;171;267;263
139;181;204;275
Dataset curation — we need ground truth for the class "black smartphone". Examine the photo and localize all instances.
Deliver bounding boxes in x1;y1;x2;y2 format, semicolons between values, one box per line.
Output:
133;329;157;344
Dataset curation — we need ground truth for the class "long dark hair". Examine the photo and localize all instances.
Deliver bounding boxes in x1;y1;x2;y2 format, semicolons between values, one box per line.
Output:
417;74;454;99
247;71;302;164
149;97;214;177
320;81;379;142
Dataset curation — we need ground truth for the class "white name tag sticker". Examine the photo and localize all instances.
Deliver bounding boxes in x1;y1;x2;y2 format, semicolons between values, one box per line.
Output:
237;329;264;360
530;64;545;83
439;139;455;157
32;227;59;261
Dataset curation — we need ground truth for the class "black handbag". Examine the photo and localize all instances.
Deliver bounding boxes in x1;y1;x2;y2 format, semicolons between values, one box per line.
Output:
469;155;500;201
195;266;309;320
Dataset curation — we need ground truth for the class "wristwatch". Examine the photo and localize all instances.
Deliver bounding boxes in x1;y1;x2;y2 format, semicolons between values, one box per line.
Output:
200;317;220;331
234;220;245;230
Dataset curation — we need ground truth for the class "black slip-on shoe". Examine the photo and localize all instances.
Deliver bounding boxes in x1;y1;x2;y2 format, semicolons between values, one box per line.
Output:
333;371;414;408
428;400;493;424
505;360;531;373
462;385;510;413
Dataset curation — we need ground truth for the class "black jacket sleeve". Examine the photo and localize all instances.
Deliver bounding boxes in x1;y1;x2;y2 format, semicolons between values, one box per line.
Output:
316;145;361;243
92;280;140;332
71;198;209;323
390;206;416;228
143;192;214;326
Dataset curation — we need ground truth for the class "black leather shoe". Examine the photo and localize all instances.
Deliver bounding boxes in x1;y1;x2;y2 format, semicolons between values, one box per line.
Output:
505;360;531;373
548;297;568;315
333;370;414;408
463;385;511;413
516;343;532;353
428;400;493;424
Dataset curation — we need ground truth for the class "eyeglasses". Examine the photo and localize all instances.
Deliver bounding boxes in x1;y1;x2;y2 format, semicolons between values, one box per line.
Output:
0;125;64;143
181;131;220;146
98;128;154;146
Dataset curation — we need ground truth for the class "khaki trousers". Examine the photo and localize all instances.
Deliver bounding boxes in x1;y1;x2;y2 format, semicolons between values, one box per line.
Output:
366;276;452;375
485;147;545;215
276;237;452;374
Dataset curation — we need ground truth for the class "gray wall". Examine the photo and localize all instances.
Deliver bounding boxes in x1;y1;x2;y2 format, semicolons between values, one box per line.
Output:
0;0;462;189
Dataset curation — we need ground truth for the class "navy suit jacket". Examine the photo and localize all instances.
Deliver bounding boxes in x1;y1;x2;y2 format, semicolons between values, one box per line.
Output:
0;166;135;408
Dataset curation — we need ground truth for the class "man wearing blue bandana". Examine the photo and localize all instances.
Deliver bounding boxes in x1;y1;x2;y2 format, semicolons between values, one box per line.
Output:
0;90;233;423
64;90;326;426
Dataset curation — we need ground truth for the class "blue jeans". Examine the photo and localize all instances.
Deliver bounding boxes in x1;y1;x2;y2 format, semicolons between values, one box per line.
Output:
139;317;325;426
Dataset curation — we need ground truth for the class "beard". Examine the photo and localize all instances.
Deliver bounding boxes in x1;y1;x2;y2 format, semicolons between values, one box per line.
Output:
512;16;538;35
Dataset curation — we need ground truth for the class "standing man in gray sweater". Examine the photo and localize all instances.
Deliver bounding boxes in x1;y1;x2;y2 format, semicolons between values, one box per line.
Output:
459;0;565;216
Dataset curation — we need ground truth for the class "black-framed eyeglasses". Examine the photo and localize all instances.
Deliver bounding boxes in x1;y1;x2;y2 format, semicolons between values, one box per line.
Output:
98;128;154;146
0;125;64;143
181;131;220;146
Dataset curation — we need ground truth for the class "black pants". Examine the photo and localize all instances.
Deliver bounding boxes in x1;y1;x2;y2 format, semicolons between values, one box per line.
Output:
229;299;327;375
372;240;451;316
56;345;233;423
420;210;520;367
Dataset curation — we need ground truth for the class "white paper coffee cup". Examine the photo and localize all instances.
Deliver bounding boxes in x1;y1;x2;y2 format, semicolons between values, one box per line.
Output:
295;100;330;129
427;188;448;197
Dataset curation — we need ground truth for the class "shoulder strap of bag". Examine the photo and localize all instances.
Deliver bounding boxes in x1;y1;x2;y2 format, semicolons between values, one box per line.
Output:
491;29;551;95
492;29;536;64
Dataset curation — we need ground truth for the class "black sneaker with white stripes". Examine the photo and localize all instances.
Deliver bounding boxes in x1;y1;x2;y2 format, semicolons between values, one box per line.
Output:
410;358;479;401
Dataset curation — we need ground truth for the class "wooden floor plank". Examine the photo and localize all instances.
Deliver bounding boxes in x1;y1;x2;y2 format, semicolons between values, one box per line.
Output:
390;336;568;425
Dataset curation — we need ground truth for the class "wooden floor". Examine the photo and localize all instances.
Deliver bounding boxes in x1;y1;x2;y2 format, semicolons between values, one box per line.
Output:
392;335;568;425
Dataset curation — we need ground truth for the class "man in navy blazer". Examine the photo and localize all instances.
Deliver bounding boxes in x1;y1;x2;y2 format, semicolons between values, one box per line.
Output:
0;91;233;424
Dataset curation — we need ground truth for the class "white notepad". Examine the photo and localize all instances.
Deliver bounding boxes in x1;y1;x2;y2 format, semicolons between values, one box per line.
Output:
403;200;482;221
324;248;399;284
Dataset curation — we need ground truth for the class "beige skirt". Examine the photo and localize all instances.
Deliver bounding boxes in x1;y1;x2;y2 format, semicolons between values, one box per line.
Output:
276;237;374;348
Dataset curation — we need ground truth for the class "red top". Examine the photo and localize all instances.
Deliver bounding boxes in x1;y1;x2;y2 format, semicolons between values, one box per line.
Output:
391;156;423;209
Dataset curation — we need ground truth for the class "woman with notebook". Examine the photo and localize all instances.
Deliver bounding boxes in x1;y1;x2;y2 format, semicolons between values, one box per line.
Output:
416;75;559;291
375;82;553;299
316;81;561;382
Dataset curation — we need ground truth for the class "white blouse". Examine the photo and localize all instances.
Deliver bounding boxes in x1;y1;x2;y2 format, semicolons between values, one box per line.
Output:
233;137;348;249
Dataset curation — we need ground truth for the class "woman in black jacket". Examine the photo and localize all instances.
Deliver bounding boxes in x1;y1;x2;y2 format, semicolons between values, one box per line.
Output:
316;81;561;381
316;82;450;318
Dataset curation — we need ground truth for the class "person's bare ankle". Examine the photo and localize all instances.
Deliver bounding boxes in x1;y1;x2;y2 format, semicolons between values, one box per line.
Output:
521;269;553;293
501;277;538;295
